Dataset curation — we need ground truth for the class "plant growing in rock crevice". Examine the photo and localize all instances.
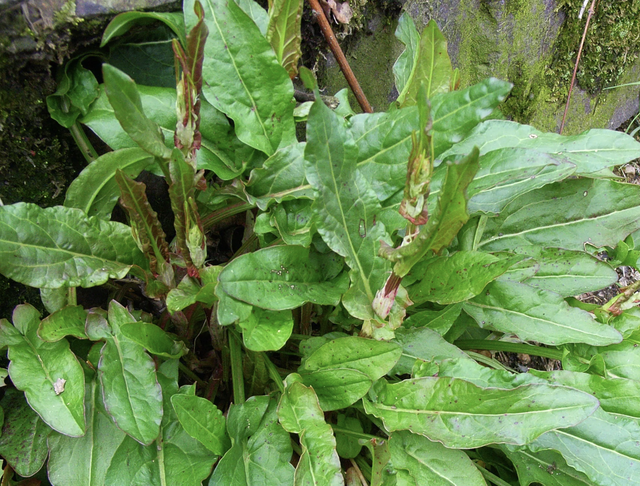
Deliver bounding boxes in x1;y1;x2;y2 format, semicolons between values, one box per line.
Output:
1;2;640;485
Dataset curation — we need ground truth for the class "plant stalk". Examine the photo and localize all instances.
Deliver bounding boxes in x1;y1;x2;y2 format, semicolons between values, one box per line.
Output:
178;361;208;388
306;0;373;113
455;340;563;360
201;202;254;231
349;458;369;486
228;328;246;404
331;425;381;442
69;122;99;162
605;278;640;315
559;0;597;134
262;352;285;394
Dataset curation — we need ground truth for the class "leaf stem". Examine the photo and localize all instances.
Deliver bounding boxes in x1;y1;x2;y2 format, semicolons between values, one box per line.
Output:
475;463;512;486
455;340;563;361
157;430;168;486
67;287;77;307
349;458;369;486
261;352;285;394
201;202;254;231
331;425;381;442
228;328;245;403
178;361;208;388
69;122;99;163
306;0;373;113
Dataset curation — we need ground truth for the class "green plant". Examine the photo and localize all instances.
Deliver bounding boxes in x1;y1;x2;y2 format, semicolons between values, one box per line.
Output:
1;2;640;485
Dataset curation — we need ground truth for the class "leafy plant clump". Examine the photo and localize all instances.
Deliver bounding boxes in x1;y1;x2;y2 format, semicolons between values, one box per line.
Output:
2;1;640;485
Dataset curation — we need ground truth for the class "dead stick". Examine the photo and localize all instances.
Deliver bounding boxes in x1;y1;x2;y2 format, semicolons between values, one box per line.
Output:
306;0;373;113
559;0;597;134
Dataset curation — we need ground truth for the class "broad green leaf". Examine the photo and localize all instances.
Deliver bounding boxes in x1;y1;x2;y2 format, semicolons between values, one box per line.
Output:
431;78;512;157
408;251;524;305
441;120;640;176
269;199;315;247
115;169;170;274
245;142;313;210
464;281;623;346
120;322;188;358
300;336;402;381
500;446;594;486
610;307;640;338
403;303;463;336
390;326;474;376
530;408;640;486
99;301;163;445
429;148;578;215
187;0;295;155
171;394;230;455
0;203;145;289
81;85;254;180
389;430;485;486
101;11;186;47
530;370;640;419
360;437;394;486
210;396;295;485
47;377;126;486
102;64;172;160
500;247;618;297
305;98;390;320
434;357;548;389
218;245;347;310
46;60;100;128
480;179;640;251
236;0;269;35
363;376;599;449
393;13;420;96
239;308;294;351
334;415;364;459
277;375;343;486
6;304;85;437
396;19;452;106
40;287;70;314
38;305;87;342
166;272;220;313
216;290;253;326
65;148;155;219
573;338;640;382
267;0;303;78
300;368;372;411
0;389;49;477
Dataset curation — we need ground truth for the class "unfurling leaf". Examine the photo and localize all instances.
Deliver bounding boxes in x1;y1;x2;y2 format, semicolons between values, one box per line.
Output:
267;0;303;78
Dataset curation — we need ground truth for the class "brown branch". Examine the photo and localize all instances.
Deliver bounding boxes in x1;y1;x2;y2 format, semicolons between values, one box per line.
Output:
306;0;373;113
559;0;597;134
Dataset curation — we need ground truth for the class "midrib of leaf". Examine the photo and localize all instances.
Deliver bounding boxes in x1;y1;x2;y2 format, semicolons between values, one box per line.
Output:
426;26;436;97
119;179;164;260
320;121;373;301
465;301;604;338
478;205;640;248
406;448;457;485
515;450;590;483
157;429;168;486
203;0;271;145
174;403;219;446
373;401;589;417
397;31;421;103
88;382;98;483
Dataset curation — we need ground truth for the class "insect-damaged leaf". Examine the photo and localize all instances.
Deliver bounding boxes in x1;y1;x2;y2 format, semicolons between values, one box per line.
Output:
187;0;296;155
362;376;599;449
267;0;303;78
218;245;348;310
305;97;391;320
0;203;146;289
4;305;85;437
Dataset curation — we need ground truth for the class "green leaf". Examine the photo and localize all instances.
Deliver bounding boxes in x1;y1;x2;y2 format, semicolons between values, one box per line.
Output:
305;98;391;320
572;338;640;382
403;303;463;336
166;270;220;313
216;290;253;326
236;0;269;35
210;396;295;485
46;60;100;128
101;11;187;47
500;446;594;486
0;389;50;477
239;308;294;352
64;148;155;219
218;245;347;310
530;408;640;486
480;179;640;251
389;430;486;486
188;0;295;155
361;437;394;486
363;376;599;449
171;394;230;456
120;322;188;359
500;247;618;297
334;414;364;459
408;251;524;305
115;169;171;274
390;326;474;376
300;336;402;381
441;120;640;177
431;78;512;157
396;19;452;106
269;199;315;247
245;142;313;210
393;13;420;97
267;0;303;78
102;64;172;160
0;203;145;289
6;304;86;437
38;305;88;342
300;368;372;411
47;376;126;486
277;375;343;486
464;281;623;346
99;301;163;445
